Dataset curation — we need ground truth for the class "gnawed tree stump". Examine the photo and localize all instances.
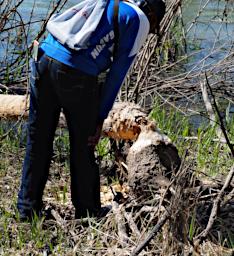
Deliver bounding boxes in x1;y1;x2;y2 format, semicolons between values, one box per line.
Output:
102;102;148;140
127;136;181;198
103;102;181;198
0;95;181;198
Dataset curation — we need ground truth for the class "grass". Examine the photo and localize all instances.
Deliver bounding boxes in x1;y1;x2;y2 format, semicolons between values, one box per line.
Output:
0;101;233;255
150;100;234;175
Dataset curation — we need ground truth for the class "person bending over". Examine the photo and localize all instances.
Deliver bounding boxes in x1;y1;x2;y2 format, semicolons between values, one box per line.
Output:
17;0;165;220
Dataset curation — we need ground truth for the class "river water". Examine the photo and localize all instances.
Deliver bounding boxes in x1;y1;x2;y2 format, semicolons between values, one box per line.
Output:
3;1;234;96
1;0;233;126
16;0;234;65
182;0;234;117
182;0;234;69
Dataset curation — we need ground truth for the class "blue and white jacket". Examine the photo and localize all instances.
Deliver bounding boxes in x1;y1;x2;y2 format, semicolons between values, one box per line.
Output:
41;0;149;121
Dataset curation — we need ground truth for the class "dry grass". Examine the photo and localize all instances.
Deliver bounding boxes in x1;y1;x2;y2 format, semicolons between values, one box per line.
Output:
0;107;233;255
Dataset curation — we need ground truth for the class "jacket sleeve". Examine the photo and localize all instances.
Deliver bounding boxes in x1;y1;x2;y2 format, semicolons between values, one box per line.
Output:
98;52;135;121
98;3;149;121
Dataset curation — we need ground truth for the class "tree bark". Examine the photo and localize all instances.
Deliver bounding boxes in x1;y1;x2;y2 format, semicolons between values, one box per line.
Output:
103;102;181;197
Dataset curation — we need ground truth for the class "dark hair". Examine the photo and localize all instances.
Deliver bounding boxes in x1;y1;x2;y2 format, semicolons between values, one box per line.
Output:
135;0;166;32
146;0;165;24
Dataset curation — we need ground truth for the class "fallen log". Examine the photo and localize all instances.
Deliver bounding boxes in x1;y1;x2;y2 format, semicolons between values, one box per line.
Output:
0;94;147;140
0;94;29;118
0;95;181;196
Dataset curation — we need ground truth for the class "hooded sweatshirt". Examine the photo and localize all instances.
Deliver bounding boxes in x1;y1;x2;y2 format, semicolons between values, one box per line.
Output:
40;0;149;121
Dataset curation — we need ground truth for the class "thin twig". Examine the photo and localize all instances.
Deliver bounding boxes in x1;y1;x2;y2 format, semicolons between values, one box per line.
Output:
205;73;234;157
200;81;216;127
112;201;129;246
131;210;170;256
194;164;234;245
123;211;141;237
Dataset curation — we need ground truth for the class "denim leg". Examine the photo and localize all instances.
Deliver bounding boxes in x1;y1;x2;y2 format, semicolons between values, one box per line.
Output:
17;57;61;217
66;111;101;215
56;68;101;215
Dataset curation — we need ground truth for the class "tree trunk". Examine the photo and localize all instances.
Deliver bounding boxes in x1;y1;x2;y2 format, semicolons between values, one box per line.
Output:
103;102;181;197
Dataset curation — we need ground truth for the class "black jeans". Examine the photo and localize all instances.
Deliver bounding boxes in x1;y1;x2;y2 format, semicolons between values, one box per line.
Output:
17;53;101;218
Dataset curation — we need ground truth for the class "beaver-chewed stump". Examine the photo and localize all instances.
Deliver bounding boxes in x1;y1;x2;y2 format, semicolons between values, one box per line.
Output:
103;102;181;198
127;133;181;198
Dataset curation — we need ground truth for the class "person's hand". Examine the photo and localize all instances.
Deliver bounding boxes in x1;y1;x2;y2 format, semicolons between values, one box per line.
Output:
88;121;104;147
